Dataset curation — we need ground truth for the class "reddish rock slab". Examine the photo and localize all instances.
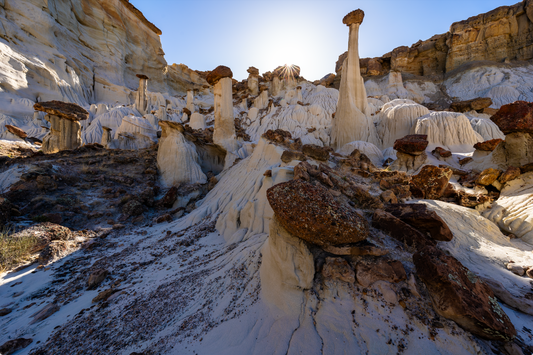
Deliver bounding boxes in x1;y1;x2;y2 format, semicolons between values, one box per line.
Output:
414;246;516;341
410;165;453;200
34;101;89;121
372;209;435;250
393;135;428;155
499;166;521;184
432;147;452;158
355;258;406;288
384;204;453;242
490;101;533;134
5;125;27;138
136;74;149;80
206;66;233;86
267;179;369;246
474;139;503;151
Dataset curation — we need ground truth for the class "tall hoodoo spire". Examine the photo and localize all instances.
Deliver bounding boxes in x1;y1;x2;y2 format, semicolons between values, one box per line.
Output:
331;9;380;150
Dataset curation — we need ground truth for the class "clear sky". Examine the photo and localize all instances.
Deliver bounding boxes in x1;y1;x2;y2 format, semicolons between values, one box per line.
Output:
131;0;519;81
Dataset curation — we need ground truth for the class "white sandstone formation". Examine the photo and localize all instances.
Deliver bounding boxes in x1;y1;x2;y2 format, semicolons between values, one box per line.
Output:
413;111;484;152
247;67;260;96
157;120;207;186
483;172;533;244
189;112;206;130
253;89;269;110
114;115;157;143
468;132;533;171
186;90;195;113
135;74;149;115
423;200;533;312
260;216;315;313
211;69;239;153
467;117;505;141
338;141;384;167
145;114;160;130
331;9;379;150
271;76;282;97
108;132;154;150
101;126;112;147
389;151;429;173
377;103;430;149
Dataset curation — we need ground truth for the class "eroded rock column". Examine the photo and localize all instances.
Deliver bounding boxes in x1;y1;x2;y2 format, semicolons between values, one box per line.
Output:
247;66;259;96
34;101;89;153
331;9;379;150
135;74;149;115
207;65;238;153
186;90;195;113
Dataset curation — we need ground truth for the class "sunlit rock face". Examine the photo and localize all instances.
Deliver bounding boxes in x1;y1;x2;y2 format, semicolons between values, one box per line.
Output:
0;0;207;108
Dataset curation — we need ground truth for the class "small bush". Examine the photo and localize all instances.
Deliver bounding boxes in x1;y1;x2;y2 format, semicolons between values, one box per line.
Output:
0;229;39;272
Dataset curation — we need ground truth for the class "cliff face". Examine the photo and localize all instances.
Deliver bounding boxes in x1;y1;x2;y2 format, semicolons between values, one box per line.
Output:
0;0;205;107
336;0;533;78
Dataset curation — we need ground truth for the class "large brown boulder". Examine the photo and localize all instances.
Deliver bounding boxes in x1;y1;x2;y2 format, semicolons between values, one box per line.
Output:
34;101;89;121
410;165;453;199
393;135;428;155
267;179;369;246
372;209;435;249
413;246;516;341
490;101;533;134
206;66;233;86
384;204;453;241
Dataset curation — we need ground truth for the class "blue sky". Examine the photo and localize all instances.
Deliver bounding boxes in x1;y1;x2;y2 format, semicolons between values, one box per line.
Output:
131;0;519;81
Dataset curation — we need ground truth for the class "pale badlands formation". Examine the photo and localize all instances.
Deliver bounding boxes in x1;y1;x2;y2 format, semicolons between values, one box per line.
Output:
0;1;533;355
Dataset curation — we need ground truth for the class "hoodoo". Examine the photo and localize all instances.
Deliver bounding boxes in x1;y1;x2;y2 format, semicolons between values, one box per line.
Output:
331;9;379;150
34;101;89;153
207;65;239;153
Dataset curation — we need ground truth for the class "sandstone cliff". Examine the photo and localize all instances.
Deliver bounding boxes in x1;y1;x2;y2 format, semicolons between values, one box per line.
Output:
0;0;206;107
336;0;533;79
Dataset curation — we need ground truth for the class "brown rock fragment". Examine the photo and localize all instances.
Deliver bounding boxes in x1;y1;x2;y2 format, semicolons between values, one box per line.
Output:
372;209;435;249
322;257;355;283
414;245;516;341
87;269;108;290
410;165;453;199
302;144;331;161
474;139;503;151
384;204;453;242
393;135;428;155
355;258;407;288
475;168;501;186
499;166;521;184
